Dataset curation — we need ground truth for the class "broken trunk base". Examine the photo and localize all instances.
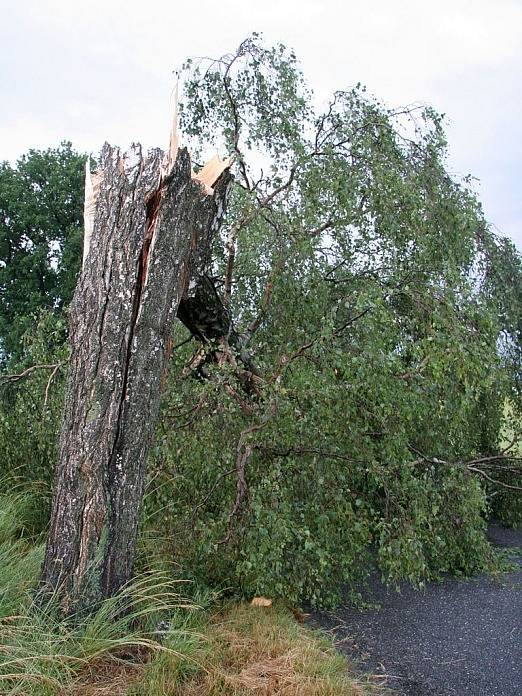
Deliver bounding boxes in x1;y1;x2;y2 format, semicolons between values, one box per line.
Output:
41;123;233;612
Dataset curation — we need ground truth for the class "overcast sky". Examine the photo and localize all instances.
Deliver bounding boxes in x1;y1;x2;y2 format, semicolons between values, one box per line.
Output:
1;0;520;248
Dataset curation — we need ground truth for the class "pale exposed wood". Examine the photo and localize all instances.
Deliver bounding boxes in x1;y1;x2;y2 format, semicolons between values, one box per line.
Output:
161;79;233;194
82;161;94;266
169;79;180;167
162;79;180;176
83;160;103;267
193;154;234;195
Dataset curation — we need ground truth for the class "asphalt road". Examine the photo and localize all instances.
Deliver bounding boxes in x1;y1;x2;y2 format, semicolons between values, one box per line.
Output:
310;525;521;696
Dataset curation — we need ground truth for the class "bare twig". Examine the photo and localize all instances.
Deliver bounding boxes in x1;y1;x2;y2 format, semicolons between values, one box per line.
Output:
308;219;334;238
466;453;522;466
43;362;64;412
408;445;522;491
1;363;61;385
258;164;298;207
467;466;522;491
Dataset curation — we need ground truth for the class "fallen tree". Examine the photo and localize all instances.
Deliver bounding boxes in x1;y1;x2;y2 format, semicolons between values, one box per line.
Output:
40;114;233;613
0;36;518;610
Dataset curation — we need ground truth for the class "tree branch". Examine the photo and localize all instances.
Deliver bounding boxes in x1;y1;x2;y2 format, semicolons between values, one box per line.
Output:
219;401;277;544
1;363;62;385
408;446;522;491
43;362;64;411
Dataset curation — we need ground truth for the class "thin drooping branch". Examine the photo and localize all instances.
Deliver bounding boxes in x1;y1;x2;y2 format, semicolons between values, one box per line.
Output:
218;399;278;544
223;225;238;310
222;73;251;191
43;362;64;411
219;443;252;545
408;446;522;491
257;164;298;207
466;467;522;491
244;251;286;344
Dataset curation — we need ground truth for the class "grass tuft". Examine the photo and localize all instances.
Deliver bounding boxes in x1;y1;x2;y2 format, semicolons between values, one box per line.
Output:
0;570;202;695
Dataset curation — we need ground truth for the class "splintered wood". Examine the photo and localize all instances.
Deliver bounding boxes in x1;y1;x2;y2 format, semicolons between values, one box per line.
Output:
193;153;234;195
83;161;103;266
83;81;233;266
164;77;233;192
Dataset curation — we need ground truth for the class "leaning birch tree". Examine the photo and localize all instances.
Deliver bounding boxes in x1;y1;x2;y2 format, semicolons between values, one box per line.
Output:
40;104;233;613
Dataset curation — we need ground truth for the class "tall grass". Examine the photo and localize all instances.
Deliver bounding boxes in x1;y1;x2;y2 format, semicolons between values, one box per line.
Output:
0;575;207;695
0;491;46;619
0;491;209;694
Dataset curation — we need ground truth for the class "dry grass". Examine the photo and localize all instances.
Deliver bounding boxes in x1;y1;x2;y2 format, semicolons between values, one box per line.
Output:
59;645;154;696
154;602;374;696
60;656;145;696
0;567;200;696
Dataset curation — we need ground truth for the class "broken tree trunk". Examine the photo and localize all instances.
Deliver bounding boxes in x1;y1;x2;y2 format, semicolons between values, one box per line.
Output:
40;140;232;613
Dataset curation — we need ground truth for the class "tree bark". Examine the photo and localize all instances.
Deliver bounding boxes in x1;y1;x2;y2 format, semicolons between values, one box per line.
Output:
40;142;231;613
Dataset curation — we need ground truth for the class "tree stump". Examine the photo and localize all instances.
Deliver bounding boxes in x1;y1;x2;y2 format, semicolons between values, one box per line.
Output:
40;140;232;613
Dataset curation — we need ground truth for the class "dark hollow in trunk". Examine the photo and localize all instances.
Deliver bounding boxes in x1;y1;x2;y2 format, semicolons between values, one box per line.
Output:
40;143;231;613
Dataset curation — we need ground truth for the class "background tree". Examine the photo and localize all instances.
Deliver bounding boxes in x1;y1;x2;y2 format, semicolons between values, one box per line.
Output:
0;143;84;363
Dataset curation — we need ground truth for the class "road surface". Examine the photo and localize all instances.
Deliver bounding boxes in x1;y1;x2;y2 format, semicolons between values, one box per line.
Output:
310;524;521;696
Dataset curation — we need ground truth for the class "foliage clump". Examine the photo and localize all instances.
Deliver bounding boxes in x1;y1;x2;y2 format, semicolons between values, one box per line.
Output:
148;36;522;605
